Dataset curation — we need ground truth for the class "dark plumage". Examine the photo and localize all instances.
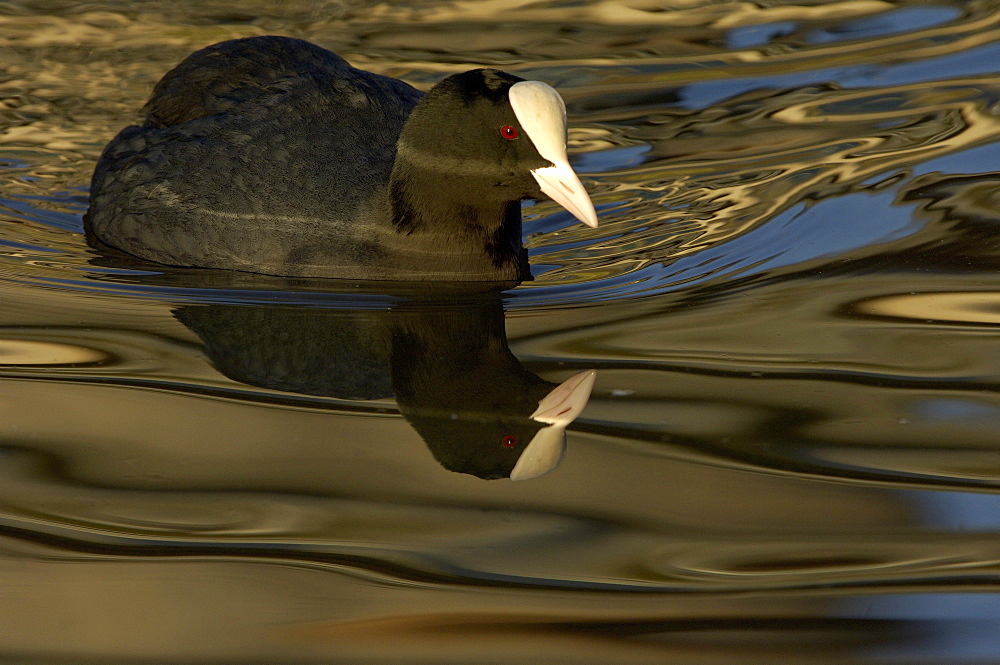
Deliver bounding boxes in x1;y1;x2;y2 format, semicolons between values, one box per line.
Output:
85;36;597;281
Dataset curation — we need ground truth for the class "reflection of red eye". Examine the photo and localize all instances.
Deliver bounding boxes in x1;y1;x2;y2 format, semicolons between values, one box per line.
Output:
502;435;519;448
500;125;518;140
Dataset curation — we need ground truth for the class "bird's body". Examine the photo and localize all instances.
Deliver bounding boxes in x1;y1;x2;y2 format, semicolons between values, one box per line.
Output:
85;36;596;281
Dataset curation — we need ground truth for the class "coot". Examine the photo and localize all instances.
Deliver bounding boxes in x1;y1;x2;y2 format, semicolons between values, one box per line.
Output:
85;36;598;281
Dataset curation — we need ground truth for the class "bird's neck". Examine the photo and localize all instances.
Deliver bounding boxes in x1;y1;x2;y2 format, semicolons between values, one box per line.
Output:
387;160;530;280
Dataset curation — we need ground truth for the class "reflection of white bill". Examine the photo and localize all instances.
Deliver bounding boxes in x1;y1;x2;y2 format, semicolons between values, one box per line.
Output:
512;370;597;480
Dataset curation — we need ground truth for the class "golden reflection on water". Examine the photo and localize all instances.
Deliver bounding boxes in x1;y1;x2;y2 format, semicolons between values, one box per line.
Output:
0;337;107;365
855;291;1000;325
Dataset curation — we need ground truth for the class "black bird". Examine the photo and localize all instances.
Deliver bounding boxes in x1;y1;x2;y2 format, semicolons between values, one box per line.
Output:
176;292;596;480
85;36;598;281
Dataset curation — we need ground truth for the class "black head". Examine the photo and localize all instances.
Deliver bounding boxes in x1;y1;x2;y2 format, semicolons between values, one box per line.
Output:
390;69;596;235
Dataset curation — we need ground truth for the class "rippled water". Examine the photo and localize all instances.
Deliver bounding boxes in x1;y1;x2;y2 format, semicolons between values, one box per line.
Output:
4;0;1000;662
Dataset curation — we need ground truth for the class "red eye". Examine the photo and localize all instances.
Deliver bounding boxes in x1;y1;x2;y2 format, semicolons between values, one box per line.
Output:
502;435;519;448
500;125;518;140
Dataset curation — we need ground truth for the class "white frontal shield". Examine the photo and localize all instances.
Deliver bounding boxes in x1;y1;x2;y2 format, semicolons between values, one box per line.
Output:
509;81;598;228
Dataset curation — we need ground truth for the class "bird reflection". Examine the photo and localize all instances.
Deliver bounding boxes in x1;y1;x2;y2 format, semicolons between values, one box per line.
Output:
174;288;594;480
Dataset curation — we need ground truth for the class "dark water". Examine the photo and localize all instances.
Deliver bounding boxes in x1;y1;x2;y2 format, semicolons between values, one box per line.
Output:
4;0;1000;661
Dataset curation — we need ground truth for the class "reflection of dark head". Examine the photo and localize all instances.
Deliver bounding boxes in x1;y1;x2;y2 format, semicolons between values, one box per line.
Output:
390;307;555;478
403;411;549;480
391;297;582;479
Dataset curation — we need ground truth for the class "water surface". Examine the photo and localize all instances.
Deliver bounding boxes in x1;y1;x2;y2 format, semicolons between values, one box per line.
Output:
3;1;1000;662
